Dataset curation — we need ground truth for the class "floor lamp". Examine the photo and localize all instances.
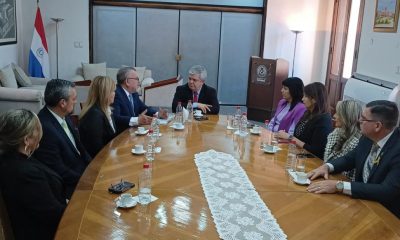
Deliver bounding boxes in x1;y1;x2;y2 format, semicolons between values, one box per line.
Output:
51;18;64;79
291;30;303;77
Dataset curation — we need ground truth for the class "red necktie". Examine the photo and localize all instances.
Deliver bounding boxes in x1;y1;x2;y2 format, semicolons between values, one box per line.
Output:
193;91;198;103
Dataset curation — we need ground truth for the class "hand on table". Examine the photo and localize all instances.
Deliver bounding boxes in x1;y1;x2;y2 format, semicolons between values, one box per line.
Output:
307;180;337;194
197;103;212;113
138;110;152;125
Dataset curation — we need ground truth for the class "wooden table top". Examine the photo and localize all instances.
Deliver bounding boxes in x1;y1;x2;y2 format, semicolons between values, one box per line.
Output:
55;115;400;240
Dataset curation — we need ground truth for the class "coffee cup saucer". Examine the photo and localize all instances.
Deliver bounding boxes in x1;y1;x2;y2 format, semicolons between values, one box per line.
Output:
115;196;137;208
131;149;147;155
170;125;185;130
263;146;280;154
250;129;261;135
293;177;311;185
194;113;203;117
135;130;149;135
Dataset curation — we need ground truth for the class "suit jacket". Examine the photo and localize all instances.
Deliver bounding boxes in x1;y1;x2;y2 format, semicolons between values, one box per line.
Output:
329;129;400;218
172;83;220;114
0;152;66;240
113;85;157;133
294;113;333;159
79;104;117;158
35;107;91;198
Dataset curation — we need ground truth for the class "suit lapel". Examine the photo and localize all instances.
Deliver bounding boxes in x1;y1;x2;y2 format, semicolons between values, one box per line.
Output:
367;130;399;181
45;108;80;156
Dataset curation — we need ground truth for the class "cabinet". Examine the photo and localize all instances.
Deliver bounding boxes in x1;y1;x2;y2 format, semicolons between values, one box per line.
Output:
247;57;289;122
93;6;261;105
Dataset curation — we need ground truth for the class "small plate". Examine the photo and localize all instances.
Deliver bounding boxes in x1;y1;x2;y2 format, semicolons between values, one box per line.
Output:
226;126;238;130
170;125;185;130
131;149;147;155
194;114;203;118
135;130;149;135
115;197;137;208
288;171;311;185
263;146;279;154
250;129;261;135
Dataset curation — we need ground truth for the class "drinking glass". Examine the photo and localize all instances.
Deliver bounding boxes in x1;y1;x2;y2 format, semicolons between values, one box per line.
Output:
296;154;306;173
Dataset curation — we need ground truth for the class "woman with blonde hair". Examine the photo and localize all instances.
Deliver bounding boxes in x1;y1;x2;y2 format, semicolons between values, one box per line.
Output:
324;100;362;180
0;109;66;240
79;76;117;157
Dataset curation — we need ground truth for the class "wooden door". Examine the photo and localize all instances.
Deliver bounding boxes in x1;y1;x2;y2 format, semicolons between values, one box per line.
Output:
325;0;352;112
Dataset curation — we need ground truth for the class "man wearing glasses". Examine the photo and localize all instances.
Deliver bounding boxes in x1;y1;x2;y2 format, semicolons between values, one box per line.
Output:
307;100;400;218
172;65;219;114
113;67;168;133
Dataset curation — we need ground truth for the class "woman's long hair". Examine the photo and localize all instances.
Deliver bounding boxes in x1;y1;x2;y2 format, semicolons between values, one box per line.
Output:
80;76;116;120
333;100;362;151
282;77;304;111
302;82;329;119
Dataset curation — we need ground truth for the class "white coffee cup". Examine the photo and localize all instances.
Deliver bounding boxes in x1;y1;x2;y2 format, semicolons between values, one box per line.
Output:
138;127;146;133
134;144;144;152
252;125;260;133
120;193;133;205
264;144;276;152
174;122;183;128
296;172;308;182
194;110;202;116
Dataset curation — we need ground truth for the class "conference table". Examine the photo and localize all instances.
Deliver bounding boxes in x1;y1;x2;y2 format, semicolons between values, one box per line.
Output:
55;115;400;239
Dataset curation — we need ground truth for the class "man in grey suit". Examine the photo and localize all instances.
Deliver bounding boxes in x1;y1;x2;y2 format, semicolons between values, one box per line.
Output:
35;79;91;198
307;100;400;218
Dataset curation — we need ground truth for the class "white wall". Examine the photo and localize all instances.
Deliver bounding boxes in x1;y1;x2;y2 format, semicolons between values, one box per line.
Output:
263;0;334;85
17;0;89;79
357;0;400;85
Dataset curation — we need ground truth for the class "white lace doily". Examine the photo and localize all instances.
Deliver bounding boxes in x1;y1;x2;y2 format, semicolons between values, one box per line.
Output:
194;150;287;240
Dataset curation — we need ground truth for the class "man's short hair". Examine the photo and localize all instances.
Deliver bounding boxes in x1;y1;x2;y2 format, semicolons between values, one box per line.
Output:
366;100;399;129
44;79;75;107
188;65;207;81
116;67;136;85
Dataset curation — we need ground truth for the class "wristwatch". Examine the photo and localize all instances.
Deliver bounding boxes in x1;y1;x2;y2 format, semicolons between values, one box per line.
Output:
336;181;344;193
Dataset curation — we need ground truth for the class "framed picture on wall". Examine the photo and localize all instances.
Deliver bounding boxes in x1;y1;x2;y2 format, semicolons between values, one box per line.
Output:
0;0;17;45
373;0;400;32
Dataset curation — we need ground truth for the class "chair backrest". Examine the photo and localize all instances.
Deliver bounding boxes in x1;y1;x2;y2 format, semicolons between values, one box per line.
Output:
143;76;183;108
0;191;14;240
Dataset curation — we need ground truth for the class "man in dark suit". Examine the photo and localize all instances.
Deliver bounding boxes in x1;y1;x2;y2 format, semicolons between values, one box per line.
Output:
307;100;400;218
172;65;219;114
113;67;167;133
35;79;91;198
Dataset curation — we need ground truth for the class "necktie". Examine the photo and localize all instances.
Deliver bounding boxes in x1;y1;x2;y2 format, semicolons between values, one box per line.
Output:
193;91;198;103
128;94;136;116
362;143;380;183
61;120;79;153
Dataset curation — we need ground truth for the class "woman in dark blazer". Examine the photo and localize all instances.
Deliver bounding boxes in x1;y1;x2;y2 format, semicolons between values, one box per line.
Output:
0;109;66;240
79;76;117;158
278;82;333;159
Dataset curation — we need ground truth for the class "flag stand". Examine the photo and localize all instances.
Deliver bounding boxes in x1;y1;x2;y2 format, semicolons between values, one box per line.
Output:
51;18;64;79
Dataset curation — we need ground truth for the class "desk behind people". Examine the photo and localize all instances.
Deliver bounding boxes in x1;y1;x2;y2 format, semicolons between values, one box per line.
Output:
55;115;400;239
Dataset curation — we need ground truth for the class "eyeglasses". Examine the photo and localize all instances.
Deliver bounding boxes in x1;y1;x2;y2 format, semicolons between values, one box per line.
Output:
358;118;379;123
126;77;139;81
188;77;202;83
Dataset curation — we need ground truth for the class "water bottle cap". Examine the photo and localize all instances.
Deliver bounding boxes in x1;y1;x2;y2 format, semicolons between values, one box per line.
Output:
242;112;247;116
236;106;240;109
290;140;296;144
265;120;269;124
143;163;150;169
148;129;154;133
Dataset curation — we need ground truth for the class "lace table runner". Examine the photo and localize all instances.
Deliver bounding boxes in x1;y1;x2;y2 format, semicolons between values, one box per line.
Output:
194;150;287;240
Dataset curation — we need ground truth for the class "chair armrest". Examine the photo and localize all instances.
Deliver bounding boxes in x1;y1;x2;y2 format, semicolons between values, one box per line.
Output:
0;87;43;102
29;77;50;86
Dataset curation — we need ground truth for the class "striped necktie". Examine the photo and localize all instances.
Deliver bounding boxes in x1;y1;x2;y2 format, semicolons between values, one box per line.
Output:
128;94;135;115
193;91;198;103
362;143;380;183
